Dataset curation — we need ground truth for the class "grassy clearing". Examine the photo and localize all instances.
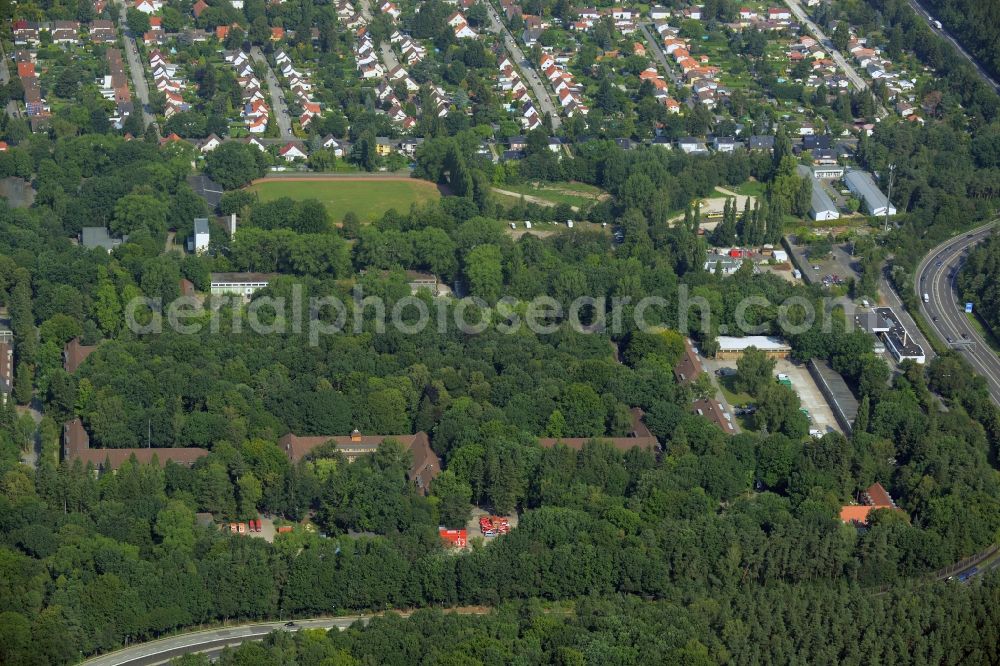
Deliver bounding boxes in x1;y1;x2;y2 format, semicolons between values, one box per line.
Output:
717;375;753;407
492;181;605;209
248;179;441;222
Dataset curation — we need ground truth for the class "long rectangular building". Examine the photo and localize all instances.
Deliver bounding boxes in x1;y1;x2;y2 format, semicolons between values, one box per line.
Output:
797;165;839;221
844;169;896;216
279;429;440;493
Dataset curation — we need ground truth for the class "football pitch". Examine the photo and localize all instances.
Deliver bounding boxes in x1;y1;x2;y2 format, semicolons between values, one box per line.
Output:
248;177;441;222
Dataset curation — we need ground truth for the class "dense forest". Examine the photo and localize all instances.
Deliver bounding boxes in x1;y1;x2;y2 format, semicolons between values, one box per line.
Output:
170;589;1000;666
921;0;1000;84
0;129;1000;663
957;232;1000;338
2;0;1000;651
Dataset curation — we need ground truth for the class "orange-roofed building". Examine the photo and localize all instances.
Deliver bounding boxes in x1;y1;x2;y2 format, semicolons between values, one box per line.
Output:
839;505;875;525
633;42;646;56
17;61;35;77
271;26;284;40
216;25;229;40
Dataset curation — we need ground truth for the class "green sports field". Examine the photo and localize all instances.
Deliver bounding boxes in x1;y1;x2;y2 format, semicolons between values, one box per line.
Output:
248;178;441;222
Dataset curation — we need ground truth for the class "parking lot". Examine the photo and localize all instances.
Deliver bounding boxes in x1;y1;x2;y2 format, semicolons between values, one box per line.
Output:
700;355;842;436
774;359;842;435
784;236;861;289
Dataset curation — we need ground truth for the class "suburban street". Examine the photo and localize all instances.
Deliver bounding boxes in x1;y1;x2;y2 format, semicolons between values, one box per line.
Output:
783;0;887;118
483;1;561;128
380;42;399;72
637;23;695;110
916;221;1000;406
113;0;155;129
0;41;22;119
250;47;293;140
905;0;1000;94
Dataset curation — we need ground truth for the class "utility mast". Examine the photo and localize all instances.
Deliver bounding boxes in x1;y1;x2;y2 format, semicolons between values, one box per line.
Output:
883;163;895;232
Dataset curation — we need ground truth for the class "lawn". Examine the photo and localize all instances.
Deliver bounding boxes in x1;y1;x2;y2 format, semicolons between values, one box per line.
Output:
717;375;753;407
248;178;441;222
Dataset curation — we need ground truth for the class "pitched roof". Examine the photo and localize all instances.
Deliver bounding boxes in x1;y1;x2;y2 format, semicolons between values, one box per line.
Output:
64;337;97;373
62;418;208;470
674;338;702;384
279;431;440;493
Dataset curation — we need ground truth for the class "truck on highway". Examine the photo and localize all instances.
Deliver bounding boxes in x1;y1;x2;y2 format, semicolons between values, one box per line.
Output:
932;19;942;30
923;293;929;303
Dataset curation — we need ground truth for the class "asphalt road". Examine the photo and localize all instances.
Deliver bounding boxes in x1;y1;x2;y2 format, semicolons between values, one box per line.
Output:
0;41;23;120
250;47;293;140
905;0;1000;95
113;0;155;130
80;618;370;666
483;1;561;128
916;221;1000;405
637;23;694;111
782;0;887;118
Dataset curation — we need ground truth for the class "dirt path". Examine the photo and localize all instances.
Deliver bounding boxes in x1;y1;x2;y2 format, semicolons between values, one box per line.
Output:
255;172;419;182
492;188;580;211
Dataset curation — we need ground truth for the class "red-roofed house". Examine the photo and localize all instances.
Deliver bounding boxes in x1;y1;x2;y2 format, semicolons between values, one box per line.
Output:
63;338;97;373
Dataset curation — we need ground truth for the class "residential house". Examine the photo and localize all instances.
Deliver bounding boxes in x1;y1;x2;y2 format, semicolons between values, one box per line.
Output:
278;142;308;161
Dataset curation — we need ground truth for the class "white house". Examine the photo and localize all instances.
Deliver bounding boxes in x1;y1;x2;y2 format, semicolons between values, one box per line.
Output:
279;142;308;161
191;218;210;253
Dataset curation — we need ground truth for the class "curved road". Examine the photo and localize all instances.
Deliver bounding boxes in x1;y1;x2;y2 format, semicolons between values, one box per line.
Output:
79;618;368;666
915;220;1000;405
80;608;492;665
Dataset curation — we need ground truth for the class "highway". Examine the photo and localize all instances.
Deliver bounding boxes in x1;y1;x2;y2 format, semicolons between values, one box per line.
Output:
915;220;1000;406
80;617;370;666
905;0;1000;95
483;1;561;128
782;0;887;118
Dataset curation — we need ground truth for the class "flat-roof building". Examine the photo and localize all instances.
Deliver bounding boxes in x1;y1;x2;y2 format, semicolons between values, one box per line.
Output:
716;336;792;360
844;169;896;216
875;307;925;364
81;226;125;252
210;272;277;298
808;359;858;434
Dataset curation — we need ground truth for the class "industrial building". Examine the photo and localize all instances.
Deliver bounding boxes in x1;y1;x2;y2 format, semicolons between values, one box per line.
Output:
875;307;925;364
209;272;276;298
844;170;896;216
715;336;792;360
797;165;840;221
808;359;859;434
